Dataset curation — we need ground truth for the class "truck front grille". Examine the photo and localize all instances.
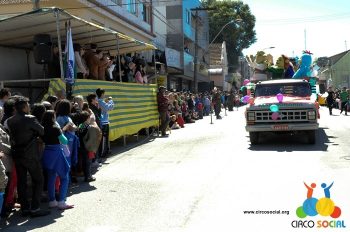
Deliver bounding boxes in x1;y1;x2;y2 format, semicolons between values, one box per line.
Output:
255;110;308;122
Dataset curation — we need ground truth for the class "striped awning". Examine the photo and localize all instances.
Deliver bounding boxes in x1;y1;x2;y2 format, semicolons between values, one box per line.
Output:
44;78;159;141
0;7;156;54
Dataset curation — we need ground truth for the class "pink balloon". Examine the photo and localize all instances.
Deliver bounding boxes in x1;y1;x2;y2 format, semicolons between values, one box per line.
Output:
243;79;250;86
243;95;250;103
271;112;279;120
277;93;283;103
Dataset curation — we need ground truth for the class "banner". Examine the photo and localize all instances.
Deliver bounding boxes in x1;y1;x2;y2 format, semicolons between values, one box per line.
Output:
72;80;159;141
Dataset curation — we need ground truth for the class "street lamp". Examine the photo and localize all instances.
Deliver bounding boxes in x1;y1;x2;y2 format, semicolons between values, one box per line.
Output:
207;17;242;124
192;12;242;93
209;18;242;48
262;46;275;51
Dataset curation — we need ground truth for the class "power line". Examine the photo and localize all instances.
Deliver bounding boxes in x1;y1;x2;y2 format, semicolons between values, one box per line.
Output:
258;12;350;25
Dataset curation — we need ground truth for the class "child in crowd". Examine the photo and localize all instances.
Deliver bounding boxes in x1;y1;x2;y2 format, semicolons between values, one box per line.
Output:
41;110;73;210
197;101;204;119
169;115;180;130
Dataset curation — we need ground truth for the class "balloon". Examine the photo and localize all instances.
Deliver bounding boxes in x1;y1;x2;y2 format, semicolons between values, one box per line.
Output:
270;104;279;112
243;95;250;103
276;93;283;103
243;79;250;86
240;86;247;92
311;93;317;101
309;78;316;86
271;112;279;120
240;97;244;103
249;98;255;105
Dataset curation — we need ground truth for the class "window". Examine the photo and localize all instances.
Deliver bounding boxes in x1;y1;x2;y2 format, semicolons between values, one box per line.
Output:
255;83;311;97
186;10;191;24
142;3;151;23
127;0;137;14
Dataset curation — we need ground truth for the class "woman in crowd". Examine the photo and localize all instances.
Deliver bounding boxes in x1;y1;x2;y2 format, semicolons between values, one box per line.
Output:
0;153;7;214
41;110;73;210
55;100;79;172
133;62;145;84
0;106;12;217
74;44;89;79
31;103;46;123
46;95;58;110
78;111;100;182
172;100;184;128
1;99;15;126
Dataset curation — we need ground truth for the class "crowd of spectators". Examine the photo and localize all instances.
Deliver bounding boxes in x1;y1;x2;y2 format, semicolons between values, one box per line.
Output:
0;84;242;220
157;86;242;136
49;43;148;84
0;87;114;219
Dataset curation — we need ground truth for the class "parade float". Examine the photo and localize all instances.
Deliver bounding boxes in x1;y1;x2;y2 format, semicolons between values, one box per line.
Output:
244;51;320;145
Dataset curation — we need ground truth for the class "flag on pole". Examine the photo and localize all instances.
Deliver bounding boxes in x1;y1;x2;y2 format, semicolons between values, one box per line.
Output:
65;21;74;84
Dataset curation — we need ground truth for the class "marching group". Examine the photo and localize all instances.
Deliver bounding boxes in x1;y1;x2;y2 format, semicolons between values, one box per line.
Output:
326;86;350;115
0;87;114;218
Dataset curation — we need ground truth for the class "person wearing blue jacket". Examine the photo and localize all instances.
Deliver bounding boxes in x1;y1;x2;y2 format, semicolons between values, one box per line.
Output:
96;88;114;158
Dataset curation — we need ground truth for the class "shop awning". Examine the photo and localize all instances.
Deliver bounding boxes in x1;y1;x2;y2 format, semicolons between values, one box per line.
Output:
0;7;156;54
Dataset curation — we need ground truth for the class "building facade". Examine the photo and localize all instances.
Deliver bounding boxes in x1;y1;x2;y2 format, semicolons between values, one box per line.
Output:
165;0;209;92
208;42;231;91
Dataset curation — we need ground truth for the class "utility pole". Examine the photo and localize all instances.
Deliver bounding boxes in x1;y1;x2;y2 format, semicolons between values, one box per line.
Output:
345;40;348;51
32;0;40;10
191;7;215;93
194;10;199;93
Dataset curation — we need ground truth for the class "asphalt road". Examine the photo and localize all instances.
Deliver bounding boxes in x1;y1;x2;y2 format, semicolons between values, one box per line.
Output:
1;106;350;232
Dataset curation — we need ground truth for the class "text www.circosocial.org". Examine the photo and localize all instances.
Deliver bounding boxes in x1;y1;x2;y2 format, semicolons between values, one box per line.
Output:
243;210;290;215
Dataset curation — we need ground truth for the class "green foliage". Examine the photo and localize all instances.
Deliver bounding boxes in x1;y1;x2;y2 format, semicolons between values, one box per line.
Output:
204;0;257;72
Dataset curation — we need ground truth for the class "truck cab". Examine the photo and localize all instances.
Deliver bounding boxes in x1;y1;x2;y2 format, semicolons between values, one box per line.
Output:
245;79;319;145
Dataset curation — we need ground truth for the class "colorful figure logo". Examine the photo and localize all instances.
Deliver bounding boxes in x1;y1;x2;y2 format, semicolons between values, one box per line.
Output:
296;182;341;219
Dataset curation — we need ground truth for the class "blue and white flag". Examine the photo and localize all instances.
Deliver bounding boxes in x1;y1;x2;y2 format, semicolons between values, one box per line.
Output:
65;21;74;84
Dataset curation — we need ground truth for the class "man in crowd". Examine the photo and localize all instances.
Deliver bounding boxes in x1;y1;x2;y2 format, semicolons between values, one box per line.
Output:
0;88;11;107
339;87;349;115
96;88;114;158
157;86;170;136
212;88;222;119
7;97;49;217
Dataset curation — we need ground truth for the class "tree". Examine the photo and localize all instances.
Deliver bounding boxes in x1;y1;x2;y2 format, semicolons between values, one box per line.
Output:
204;0;256;72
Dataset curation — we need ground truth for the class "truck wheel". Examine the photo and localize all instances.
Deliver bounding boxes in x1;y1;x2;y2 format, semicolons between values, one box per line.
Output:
249;132;260;145
307;130;316;144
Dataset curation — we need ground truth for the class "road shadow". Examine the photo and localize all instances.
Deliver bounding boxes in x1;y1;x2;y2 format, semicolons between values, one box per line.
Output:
0;207;65;232
248;127;334;152
108;130;157;159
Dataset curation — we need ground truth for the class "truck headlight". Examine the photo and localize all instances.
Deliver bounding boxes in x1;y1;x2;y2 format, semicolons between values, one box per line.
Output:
247;112;255;121
308;111;316;120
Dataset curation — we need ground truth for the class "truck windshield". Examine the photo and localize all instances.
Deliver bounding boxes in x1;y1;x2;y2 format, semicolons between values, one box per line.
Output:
254;82;312;97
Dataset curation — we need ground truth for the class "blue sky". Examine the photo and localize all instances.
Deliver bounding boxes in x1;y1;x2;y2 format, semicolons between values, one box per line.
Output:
241;0;350;60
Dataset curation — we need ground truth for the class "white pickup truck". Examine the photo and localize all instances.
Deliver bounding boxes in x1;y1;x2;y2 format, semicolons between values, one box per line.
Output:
245;79;319;145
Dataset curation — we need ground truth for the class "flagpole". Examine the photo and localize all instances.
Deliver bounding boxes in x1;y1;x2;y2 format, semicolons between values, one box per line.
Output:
116;35;122;83
54;9;64;79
